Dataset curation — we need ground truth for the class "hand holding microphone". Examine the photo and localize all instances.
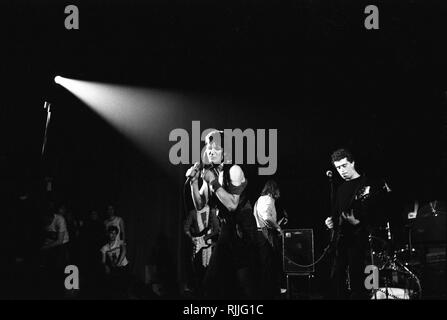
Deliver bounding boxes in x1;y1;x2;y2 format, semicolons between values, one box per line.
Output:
186;162;201;183
202;169;217;184
325;217;334;229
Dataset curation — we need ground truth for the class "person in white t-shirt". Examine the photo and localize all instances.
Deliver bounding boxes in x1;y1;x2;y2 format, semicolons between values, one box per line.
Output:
40;208;70;297
101;226;129;271
104;205;125;243
41;212;70;250
100;225;130;298
253;180;282;299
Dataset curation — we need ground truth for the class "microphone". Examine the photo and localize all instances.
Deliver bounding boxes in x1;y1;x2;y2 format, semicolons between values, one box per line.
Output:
326;170;333;178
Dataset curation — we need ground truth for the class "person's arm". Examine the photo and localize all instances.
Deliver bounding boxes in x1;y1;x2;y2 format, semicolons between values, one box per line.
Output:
267;219;282;233
101;249;106;265
205;165;244;212
119;218;126;242
101;249;110;274
41;232;64;249
41;216;67;249
187;163;208;210
117;242;127;266
190;179;208;211
341;211;360;226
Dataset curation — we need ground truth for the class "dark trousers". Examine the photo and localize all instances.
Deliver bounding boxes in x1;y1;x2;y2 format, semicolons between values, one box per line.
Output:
104;265;130;299
330;235;369;300
80;250;103;298
203;215;257;299
191;253;207;297
39;244;69;299
203;239;255;299
255;231;281;299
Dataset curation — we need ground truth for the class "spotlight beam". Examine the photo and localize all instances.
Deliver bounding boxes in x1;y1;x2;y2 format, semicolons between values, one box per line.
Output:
54;77;186;176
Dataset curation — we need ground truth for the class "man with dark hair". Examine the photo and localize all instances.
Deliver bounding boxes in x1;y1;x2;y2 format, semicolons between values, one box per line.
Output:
100;225;130;298
331;148;355;164
324;148;374;299
186;130;257;299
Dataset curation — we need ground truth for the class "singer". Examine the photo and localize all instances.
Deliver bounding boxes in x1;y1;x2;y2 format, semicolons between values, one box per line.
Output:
324;148;389;300
186;130;257;299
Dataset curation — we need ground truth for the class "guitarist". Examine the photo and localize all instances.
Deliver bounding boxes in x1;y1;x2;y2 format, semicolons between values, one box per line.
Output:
253;180;283;299
184;205;220;297
324;148;374;300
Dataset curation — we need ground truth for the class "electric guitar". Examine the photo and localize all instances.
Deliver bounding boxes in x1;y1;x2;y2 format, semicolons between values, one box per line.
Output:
191;227;218;258
330;179;391;247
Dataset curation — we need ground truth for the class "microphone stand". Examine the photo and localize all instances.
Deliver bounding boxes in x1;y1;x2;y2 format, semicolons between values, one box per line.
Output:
41;102;53;203
42;102;51;158
369;233;378;299
328;174;335;243
329;177;334;213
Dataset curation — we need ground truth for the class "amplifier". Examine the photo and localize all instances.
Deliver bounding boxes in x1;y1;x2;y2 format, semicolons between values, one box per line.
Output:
282;229;314;274
421;261;447;299
411;215;446;244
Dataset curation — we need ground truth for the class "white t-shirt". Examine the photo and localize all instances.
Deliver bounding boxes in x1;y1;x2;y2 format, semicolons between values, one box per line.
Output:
254;194;277;228
100;239;129;267
45;214;70;244
104;216;124;241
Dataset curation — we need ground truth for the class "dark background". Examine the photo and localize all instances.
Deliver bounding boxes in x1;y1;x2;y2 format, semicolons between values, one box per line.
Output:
2;0;446;298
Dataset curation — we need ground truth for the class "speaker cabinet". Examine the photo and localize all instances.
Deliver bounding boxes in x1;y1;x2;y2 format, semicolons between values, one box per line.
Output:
421;245;446;299
411;216;446;244
421;261;446;299
282;229;314;274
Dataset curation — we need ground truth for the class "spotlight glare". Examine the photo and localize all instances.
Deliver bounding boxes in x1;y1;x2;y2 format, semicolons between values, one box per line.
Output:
54;76;62;84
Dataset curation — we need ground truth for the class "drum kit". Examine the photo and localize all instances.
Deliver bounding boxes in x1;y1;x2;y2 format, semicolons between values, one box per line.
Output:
368;200;446;299
369;222;422;300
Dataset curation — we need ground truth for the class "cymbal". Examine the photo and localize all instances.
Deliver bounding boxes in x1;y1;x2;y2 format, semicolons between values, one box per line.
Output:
417;200;446;218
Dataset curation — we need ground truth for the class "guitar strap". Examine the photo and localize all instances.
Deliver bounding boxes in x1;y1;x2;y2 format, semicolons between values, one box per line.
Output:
195;206;212;267
196;206;209;232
